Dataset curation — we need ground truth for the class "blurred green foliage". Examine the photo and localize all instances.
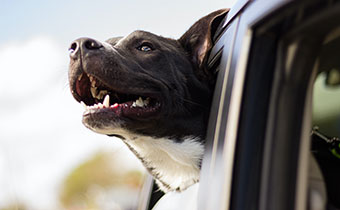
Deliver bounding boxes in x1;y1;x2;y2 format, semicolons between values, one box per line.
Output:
0;203;26;210
59;151;144;209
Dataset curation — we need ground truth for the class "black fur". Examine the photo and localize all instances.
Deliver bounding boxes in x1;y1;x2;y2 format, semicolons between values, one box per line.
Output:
69;9;229;141
68;9;229;192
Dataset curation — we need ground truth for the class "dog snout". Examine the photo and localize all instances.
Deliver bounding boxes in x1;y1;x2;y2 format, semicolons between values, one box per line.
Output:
69;38;103;59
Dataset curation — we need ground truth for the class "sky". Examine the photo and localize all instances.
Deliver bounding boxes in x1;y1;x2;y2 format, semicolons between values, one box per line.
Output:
0;0;237;209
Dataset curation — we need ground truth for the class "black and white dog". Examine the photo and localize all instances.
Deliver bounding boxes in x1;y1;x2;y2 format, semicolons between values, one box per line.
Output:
68;9;229;192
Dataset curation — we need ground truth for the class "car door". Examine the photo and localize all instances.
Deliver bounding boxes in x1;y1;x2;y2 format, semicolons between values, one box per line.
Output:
200;0;340;210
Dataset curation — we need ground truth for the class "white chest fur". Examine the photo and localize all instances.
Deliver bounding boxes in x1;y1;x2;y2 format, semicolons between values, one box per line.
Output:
125;135;204;192
92;126;204;192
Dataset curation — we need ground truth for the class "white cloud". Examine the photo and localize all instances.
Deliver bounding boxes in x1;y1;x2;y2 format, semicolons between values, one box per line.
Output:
0;37;142;209
0;37;65;96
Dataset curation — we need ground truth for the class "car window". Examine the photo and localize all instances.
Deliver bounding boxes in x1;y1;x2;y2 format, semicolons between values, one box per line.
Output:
313;28;340;138
198;1;340;210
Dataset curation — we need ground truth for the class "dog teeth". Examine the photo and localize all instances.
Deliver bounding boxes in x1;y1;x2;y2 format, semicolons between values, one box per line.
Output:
112;103;119;108
87;74;108;100
98;103;104;109
135;97;144;107
89;75;94;82
82;95;152;112
90;87;108;100
103;95;110;107
90;103;103;109
90;87;98;98
88;75;97;88
133;97;150;108
78;74;83;81
97;90;108;100
81;95;111;111
91;80;96;88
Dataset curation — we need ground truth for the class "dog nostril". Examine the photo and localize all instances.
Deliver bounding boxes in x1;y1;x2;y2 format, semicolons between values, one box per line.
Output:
68;41;80;59
84;39;102;50
69;42;78;54
68;38;102;59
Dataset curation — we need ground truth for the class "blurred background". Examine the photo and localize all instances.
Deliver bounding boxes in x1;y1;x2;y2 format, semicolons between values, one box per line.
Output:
0;0;237;209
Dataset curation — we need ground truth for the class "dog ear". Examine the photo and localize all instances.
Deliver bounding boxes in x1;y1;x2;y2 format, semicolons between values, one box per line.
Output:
179;9;229;70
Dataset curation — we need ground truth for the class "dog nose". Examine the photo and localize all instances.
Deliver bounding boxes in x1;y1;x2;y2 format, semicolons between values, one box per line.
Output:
69;38;103;59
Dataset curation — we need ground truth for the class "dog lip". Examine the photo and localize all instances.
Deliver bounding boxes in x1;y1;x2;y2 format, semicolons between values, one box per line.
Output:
70;69;163;122
73;72;162;105
74;72;163;119
73;72;95;105
82;99;161;120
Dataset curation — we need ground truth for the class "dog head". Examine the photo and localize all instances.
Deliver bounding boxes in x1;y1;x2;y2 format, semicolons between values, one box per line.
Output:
68;9;229;192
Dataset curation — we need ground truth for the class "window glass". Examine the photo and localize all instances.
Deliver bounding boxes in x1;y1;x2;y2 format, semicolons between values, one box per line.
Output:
313;72;340;137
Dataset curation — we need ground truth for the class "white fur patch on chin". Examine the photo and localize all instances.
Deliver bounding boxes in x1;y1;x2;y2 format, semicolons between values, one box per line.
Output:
90;125;204;192
126;135;204;192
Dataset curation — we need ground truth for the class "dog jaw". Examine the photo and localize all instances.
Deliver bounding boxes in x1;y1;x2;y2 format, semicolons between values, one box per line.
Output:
87;124;204;192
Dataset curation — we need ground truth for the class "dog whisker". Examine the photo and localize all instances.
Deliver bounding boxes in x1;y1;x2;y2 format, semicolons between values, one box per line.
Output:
172;93;209;109
182;98;208;108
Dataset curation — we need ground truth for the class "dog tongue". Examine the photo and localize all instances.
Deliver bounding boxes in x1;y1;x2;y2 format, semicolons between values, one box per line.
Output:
76;73;92;100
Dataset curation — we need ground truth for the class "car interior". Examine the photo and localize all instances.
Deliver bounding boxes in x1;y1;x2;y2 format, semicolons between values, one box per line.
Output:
311;26;340;210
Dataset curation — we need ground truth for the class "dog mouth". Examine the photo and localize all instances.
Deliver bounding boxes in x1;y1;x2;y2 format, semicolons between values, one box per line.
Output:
73;72;161;119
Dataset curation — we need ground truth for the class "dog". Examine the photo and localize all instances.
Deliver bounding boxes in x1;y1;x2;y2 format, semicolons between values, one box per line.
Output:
68;9;229;192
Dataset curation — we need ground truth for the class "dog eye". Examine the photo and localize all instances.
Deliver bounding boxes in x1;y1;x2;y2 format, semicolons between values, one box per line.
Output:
137;44;153;52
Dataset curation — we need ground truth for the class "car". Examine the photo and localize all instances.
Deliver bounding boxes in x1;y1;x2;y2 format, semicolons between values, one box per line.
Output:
138;0;340;209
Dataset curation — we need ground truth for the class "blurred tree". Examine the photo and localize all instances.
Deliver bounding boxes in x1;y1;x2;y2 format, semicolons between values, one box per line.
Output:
0;202;26;210
59;151;144;210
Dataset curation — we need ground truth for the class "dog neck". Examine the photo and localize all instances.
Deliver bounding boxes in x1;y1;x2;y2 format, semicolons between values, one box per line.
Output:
93;126;204;192
125;135;204;192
